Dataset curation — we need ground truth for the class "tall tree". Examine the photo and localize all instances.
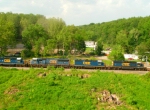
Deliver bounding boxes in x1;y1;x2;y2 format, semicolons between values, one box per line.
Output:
0;17;16;56
22;24;48;55
108;45;125;60
116;30;129;53
46;17;66;53
75;36;86;54
95;40;103;56
58;25;86;55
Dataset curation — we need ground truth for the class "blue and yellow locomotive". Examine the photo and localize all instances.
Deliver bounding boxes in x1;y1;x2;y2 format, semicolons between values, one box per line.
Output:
113;61;145;70
0;57;24;66
0;57;147;71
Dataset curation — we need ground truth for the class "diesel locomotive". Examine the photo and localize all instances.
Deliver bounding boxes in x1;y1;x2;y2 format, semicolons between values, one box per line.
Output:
0;57;147;71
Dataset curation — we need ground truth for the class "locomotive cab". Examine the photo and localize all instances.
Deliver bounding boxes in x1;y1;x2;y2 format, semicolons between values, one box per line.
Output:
98;60;105;66
137;62;144;67
30;58;40;67
16;58;24;64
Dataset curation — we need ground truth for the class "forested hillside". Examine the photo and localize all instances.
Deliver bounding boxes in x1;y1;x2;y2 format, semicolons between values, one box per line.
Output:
0;12;150;59
79;16;150;60
0;12;86;57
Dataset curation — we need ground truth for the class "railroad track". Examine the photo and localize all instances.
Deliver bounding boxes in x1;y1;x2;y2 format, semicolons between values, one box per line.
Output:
1;66;149;75
0;64;147;71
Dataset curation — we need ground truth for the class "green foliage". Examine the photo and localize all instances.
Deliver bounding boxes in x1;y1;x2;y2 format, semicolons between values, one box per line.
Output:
1;12;150;60
103;59;112;66
58;25;87;55
79;16;150;60
136;39;150;61
116;30;129;53
0;68;150;109
47;65;56;71
75;36;86;54
108;45;125;60
22;24;48;50
85;47;94;54
0;14;16;56
44;39;56;56
86;72;150;109
21;49;34;58
95;40;103;55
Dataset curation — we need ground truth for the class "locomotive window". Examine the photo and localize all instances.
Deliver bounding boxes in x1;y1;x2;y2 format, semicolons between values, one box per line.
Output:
122;63;129;66
137;63;142;67
98;62;103;65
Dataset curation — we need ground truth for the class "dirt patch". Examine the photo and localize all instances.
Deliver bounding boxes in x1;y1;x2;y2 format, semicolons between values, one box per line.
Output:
38;72;47;78
4;87;19;95
100;90;121;105
95;90;122;110
61;73;91;79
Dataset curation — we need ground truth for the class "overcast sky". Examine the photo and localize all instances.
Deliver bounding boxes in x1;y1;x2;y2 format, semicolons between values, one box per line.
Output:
0;0;150;26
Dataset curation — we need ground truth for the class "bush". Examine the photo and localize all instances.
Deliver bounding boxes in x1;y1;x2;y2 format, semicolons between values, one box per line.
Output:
21;49;34;58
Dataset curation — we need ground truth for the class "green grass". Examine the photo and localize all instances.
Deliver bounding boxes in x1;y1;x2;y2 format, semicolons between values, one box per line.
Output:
0;67;150;110
103;59;112;66
85;47;94;53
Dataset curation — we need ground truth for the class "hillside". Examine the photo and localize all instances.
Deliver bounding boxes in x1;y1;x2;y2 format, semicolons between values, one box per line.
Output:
79;16;150;58
0;67;150;110
1;12;150;59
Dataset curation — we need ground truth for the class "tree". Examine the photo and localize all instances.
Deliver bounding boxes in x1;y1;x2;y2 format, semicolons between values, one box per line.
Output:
58;25;86;55
44;39;56;56
0;17;16;56
108;45;125;60
75;36;86;54
136;42;147;56
22;24;48;56
116;30;129;53
136;39;150;61
36;16;49;31
95;40;103;55
34;37;45;57
44;17;66;54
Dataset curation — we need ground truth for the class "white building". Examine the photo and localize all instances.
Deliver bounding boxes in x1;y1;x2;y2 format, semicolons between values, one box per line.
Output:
124;54;138;60
85;41;97;50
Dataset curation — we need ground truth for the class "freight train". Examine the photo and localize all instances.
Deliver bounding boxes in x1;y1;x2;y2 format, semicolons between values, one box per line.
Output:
0;57;147;71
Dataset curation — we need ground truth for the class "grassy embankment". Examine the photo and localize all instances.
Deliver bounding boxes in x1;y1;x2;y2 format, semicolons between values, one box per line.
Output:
0;67;150;110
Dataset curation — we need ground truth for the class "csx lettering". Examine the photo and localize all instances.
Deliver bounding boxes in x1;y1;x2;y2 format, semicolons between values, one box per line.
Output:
84;62;90;65
50;60;57;64
122;63;129;66
4;59;10;62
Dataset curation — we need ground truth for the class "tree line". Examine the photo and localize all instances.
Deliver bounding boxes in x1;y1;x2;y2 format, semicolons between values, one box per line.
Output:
0;12;87;57
0;12;150;60
79;16;150;61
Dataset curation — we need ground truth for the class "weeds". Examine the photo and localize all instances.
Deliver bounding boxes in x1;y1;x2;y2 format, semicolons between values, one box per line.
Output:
0;68;150;110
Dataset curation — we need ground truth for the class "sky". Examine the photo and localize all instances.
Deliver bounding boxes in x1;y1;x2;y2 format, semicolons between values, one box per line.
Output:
0;0;150;26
